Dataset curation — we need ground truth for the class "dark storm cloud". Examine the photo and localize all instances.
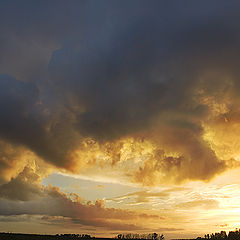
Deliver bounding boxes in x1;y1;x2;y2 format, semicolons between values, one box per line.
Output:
0;1;240;184
47;1;240;141
0;74;79;168
0;0;85;81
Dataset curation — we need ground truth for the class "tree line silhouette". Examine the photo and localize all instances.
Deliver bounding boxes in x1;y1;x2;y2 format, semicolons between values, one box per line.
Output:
116;233;164;240
3;229;240;240
0;233;93;240
0;232;164;240
197;229;240;240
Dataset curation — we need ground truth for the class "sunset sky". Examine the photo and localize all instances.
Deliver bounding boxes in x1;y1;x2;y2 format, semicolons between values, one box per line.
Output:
1;1;240;239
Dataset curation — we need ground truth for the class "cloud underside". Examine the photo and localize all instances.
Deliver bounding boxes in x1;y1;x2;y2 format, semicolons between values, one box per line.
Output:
1;1;240;190
0;167;161;231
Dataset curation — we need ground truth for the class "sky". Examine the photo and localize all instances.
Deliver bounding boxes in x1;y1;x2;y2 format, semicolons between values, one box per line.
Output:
1;0;240;239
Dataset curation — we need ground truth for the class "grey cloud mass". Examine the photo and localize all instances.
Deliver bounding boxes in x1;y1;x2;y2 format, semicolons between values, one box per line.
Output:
0;0;240;186
0;167;159;231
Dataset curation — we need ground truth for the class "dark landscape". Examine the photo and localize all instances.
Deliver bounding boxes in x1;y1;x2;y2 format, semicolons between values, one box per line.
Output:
1;230;240;240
